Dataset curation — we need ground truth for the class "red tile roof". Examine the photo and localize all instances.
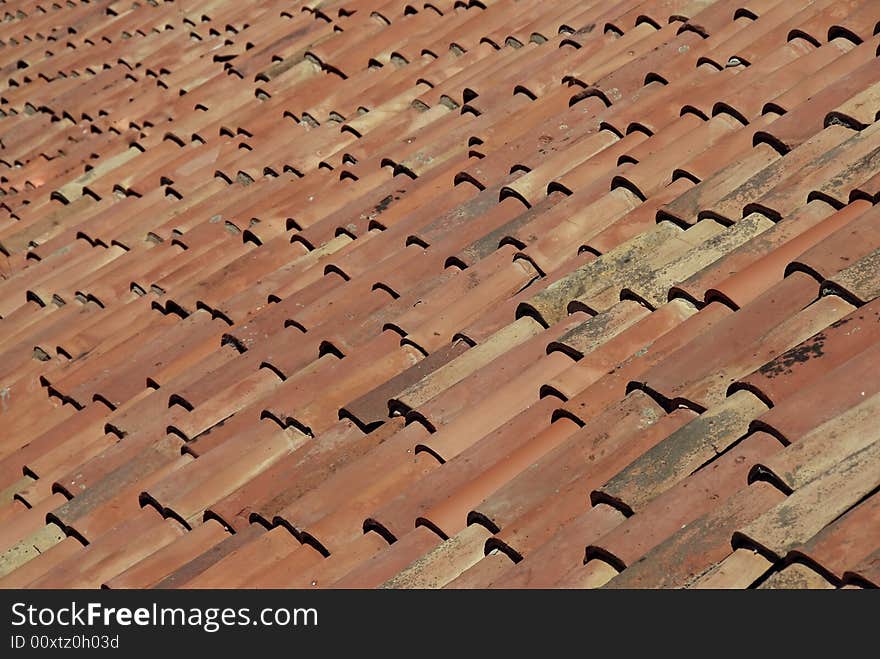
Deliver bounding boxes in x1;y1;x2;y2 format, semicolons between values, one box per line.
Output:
1;0;879;589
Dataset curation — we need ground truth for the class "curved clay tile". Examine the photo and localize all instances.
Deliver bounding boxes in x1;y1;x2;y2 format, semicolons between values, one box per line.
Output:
0;0;878;591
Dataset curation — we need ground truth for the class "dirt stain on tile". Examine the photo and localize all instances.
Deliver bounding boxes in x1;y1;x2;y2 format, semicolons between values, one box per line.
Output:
758;333;827;378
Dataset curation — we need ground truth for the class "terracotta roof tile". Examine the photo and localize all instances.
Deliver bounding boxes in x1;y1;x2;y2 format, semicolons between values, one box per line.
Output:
587;431;780;572
734;438;880;566
844;548;880;588
487;405;696;560
784;491;880;584
0;0;877;589
734;297;880;406
751;342;880;445
758;562;837;589
604;479;787;588
673;199;862;309
753;389;880;494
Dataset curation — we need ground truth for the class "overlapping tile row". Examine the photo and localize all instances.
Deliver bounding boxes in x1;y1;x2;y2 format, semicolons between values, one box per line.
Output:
0;0;878;589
